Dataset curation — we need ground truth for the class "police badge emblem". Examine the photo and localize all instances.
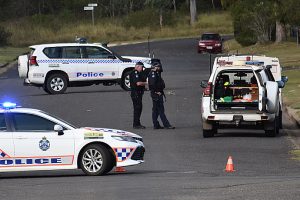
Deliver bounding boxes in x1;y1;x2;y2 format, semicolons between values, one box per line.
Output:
39;136;50;151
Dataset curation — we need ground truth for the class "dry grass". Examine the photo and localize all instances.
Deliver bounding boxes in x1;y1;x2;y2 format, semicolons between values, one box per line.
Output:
290;150;300;160
282;70;300;108
0;47;28;64
224;40;300;67
3;12;233;47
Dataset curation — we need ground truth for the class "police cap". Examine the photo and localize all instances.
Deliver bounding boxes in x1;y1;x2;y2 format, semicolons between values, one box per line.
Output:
136;61;144;67
151;62;161;68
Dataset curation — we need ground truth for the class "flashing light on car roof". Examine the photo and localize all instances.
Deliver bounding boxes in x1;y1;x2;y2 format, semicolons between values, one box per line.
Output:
245;61;264;66
217;60;233;66
1;102;17;110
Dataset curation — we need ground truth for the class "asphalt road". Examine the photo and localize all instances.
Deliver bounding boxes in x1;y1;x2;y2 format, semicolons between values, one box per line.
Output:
0;38;299;200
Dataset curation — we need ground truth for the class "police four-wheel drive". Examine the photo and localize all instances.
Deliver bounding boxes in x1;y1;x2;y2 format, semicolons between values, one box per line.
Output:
18;41;159;94
201;55;288;138
0;102;145;175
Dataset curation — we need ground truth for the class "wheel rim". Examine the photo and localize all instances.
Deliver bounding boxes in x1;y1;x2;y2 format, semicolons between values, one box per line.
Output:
124;74;130;89
82;148;103;173
50;77;65;91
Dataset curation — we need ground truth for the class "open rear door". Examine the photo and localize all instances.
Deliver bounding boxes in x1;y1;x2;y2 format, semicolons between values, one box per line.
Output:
265;81;279;114
18;55;29;78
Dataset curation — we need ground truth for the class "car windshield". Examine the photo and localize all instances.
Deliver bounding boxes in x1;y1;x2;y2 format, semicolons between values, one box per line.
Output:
38;110;77;129
201;34;220;40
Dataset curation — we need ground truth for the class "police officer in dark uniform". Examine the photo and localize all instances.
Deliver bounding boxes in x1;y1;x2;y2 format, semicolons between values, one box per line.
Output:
130;62;147;129
148;62;175;129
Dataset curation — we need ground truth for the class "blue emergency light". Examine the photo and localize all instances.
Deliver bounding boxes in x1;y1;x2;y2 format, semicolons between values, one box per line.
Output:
1;102;17;109
245;61;264;66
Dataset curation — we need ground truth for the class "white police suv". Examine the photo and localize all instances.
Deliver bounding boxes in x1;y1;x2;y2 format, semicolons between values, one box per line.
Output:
0;102;145;175
200;55;287;138
18;40;157;94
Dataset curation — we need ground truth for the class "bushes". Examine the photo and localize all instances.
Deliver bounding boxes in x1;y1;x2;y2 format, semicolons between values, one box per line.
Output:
233;20;257;47
122;8;177;29
0;26;11;46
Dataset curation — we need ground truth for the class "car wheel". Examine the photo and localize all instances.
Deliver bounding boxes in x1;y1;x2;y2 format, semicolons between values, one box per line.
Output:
121;70;132;91
46;73;68;94
43;85;51;94
265;118;278;137
79;144;113;176
279;108;283;129
203;126;217;138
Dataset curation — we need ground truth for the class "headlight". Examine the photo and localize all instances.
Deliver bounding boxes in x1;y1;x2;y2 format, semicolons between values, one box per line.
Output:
215;43;221;47
112;135;137;143
199;42;205;46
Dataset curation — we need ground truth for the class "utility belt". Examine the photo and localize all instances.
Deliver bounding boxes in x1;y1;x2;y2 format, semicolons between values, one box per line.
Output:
151;91;166;102
131;90;144;98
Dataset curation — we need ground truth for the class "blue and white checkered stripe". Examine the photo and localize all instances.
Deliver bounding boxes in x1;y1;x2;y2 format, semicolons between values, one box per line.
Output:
0;149;7;158
37;59;146;64
114;148;133;162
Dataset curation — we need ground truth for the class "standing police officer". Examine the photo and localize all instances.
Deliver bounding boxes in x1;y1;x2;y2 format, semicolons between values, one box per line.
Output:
148;63;175;129
130;62;147;129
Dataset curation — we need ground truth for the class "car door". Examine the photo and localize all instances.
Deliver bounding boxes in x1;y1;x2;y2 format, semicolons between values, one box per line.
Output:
0;113;14;168
11;112;75;168
60;46;88;81
84;46;119;80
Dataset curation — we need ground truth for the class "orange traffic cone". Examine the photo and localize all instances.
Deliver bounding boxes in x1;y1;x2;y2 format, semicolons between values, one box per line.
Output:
115;166;126;173
225;156;235;172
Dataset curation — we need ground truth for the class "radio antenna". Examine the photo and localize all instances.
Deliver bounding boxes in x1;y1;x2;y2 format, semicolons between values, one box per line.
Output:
148;32;151;58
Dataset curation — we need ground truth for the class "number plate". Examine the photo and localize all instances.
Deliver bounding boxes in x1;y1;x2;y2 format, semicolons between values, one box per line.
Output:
206;46;213;49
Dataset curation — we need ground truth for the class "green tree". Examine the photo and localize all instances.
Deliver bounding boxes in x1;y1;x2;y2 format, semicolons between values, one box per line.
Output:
145;0;173;29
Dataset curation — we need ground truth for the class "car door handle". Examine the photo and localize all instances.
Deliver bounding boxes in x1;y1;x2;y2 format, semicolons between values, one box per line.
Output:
16;136;28;139
88;62;94;64
62;62;69;64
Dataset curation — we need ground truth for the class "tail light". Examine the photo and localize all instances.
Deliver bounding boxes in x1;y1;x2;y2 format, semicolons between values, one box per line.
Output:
203;82;212;97
29;56;38;66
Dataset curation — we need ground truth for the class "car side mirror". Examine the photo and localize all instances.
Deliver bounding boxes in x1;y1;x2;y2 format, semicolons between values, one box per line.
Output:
281;76;288;83
108;55;116;59
200;80;208;88
277;80;285;88
54;124;64;135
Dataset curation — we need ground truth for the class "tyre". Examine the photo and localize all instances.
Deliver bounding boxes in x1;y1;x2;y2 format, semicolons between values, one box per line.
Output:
43;85;51;94
121;70;132;91
203;126;217;138
278;108;283;129
79;144;113;176
46;73;68;94
265;118;278;137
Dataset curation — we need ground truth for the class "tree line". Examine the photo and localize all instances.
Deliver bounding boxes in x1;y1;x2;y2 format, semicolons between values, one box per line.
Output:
0;0;222;23
0;0;299;46
229;0;300;45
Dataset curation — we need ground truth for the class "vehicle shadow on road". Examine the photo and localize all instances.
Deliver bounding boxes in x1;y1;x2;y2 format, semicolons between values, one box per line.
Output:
214;129;286;138
0;170;171;179
21;89;127;97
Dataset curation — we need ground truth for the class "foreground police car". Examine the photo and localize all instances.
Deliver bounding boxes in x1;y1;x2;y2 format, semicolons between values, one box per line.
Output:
0;102;145;175
18;41;158;94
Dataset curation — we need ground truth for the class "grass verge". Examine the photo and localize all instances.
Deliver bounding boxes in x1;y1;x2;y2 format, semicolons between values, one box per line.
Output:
224;40;300;67
290;150;300;160
0;47;28;65
282;70;300;118
3;12;232;47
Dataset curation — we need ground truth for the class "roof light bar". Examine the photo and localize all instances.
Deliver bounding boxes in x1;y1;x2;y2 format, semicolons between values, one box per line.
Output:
1;102;17;110
245;61;264;66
